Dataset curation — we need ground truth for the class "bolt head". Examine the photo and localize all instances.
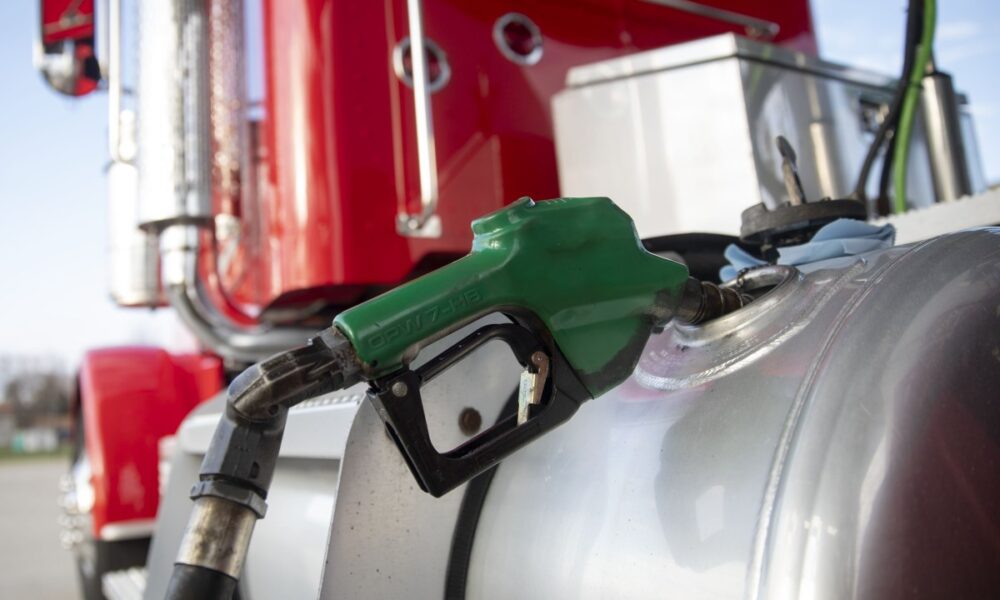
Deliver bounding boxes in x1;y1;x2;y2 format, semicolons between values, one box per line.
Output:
391;381;409;397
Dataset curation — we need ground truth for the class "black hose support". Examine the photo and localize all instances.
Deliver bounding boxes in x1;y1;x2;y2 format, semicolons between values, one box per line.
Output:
165;564;238;600
164;328;363;599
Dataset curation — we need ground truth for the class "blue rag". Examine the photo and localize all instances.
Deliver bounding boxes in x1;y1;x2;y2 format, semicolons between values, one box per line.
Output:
719;218;896;281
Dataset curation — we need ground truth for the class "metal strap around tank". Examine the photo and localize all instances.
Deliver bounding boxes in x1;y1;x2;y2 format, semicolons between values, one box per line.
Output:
744;246;928;599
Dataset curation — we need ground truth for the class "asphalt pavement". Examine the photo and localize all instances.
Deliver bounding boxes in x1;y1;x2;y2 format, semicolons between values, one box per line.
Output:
0;458;79;599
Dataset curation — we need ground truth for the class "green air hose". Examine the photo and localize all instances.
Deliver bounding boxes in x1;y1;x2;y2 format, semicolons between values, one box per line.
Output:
893;0;936;214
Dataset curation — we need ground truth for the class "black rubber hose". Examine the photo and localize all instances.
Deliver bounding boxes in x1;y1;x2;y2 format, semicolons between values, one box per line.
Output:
876;134;897;215
444;392;518;600
641;233;750;283
164;564;237;600
853;0;923;204
876;0;927;210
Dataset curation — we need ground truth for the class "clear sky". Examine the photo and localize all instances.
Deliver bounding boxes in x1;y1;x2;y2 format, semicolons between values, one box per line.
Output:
1;0;998;366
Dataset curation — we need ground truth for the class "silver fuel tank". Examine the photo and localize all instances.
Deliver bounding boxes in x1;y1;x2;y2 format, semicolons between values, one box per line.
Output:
320;228;1000;599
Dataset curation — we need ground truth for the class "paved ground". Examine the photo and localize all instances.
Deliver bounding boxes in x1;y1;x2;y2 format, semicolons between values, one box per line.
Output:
0;458;79;599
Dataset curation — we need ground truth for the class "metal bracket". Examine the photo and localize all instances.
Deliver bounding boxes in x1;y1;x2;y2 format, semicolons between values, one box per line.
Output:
398;0;442;238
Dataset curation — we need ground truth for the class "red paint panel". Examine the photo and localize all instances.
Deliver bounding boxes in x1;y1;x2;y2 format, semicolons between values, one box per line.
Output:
79;348;222;537
40;0;95;44
232;0;814;310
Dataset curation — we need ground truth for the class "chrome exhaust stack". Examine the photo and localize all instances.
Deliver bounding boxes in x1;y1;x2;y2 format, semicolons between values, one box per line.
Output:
134;0;309;363
137;0;211;229
106;0;162;308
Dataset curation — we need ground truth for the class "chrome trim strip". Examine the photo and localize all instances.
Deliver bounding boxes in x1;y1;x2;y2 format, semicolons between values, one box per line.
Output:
642;0;779;39
564;34;895;90
107;0;130;163
397;0;442;237
100;518;157;542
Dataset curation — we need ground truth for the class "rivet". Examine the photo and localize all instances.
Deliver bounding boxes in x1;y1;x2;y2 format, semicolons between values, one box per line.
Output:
458;408;482;436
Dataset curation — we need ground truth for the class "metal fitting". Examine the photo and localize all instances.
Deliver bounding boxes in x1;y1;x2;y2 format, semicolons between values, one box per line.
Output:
175;496;257;579
675;277;753;325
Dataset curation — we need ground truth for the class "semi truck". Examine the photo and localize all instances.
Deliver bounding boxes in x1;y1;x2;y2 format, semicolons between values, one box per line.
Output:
37;0;1000;598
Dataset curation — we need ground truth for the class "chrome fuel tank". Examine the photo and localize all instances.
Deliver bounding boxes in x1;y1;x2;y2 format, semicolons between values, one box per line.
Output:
321;229;1000;599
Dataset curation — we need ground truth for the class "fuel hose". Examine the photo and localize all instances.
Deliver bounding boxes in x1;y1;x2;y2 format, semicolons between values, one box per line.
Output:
893;0;936;213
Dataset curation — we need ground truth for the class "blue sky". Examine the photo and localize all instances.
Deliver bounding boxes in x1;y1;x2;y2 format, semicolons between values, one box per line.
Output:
1;0;998;365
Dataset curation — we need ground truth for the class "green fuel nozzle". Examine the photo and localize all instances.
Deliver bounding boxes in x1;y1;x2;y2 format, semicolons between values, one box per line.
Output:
337;196;690;395
337;196;753;496
167;197;747;599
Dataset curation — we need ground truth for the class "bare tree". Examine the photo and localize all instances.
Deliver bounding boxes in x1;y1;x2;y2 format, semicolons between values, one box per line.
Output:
0;355;71;429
